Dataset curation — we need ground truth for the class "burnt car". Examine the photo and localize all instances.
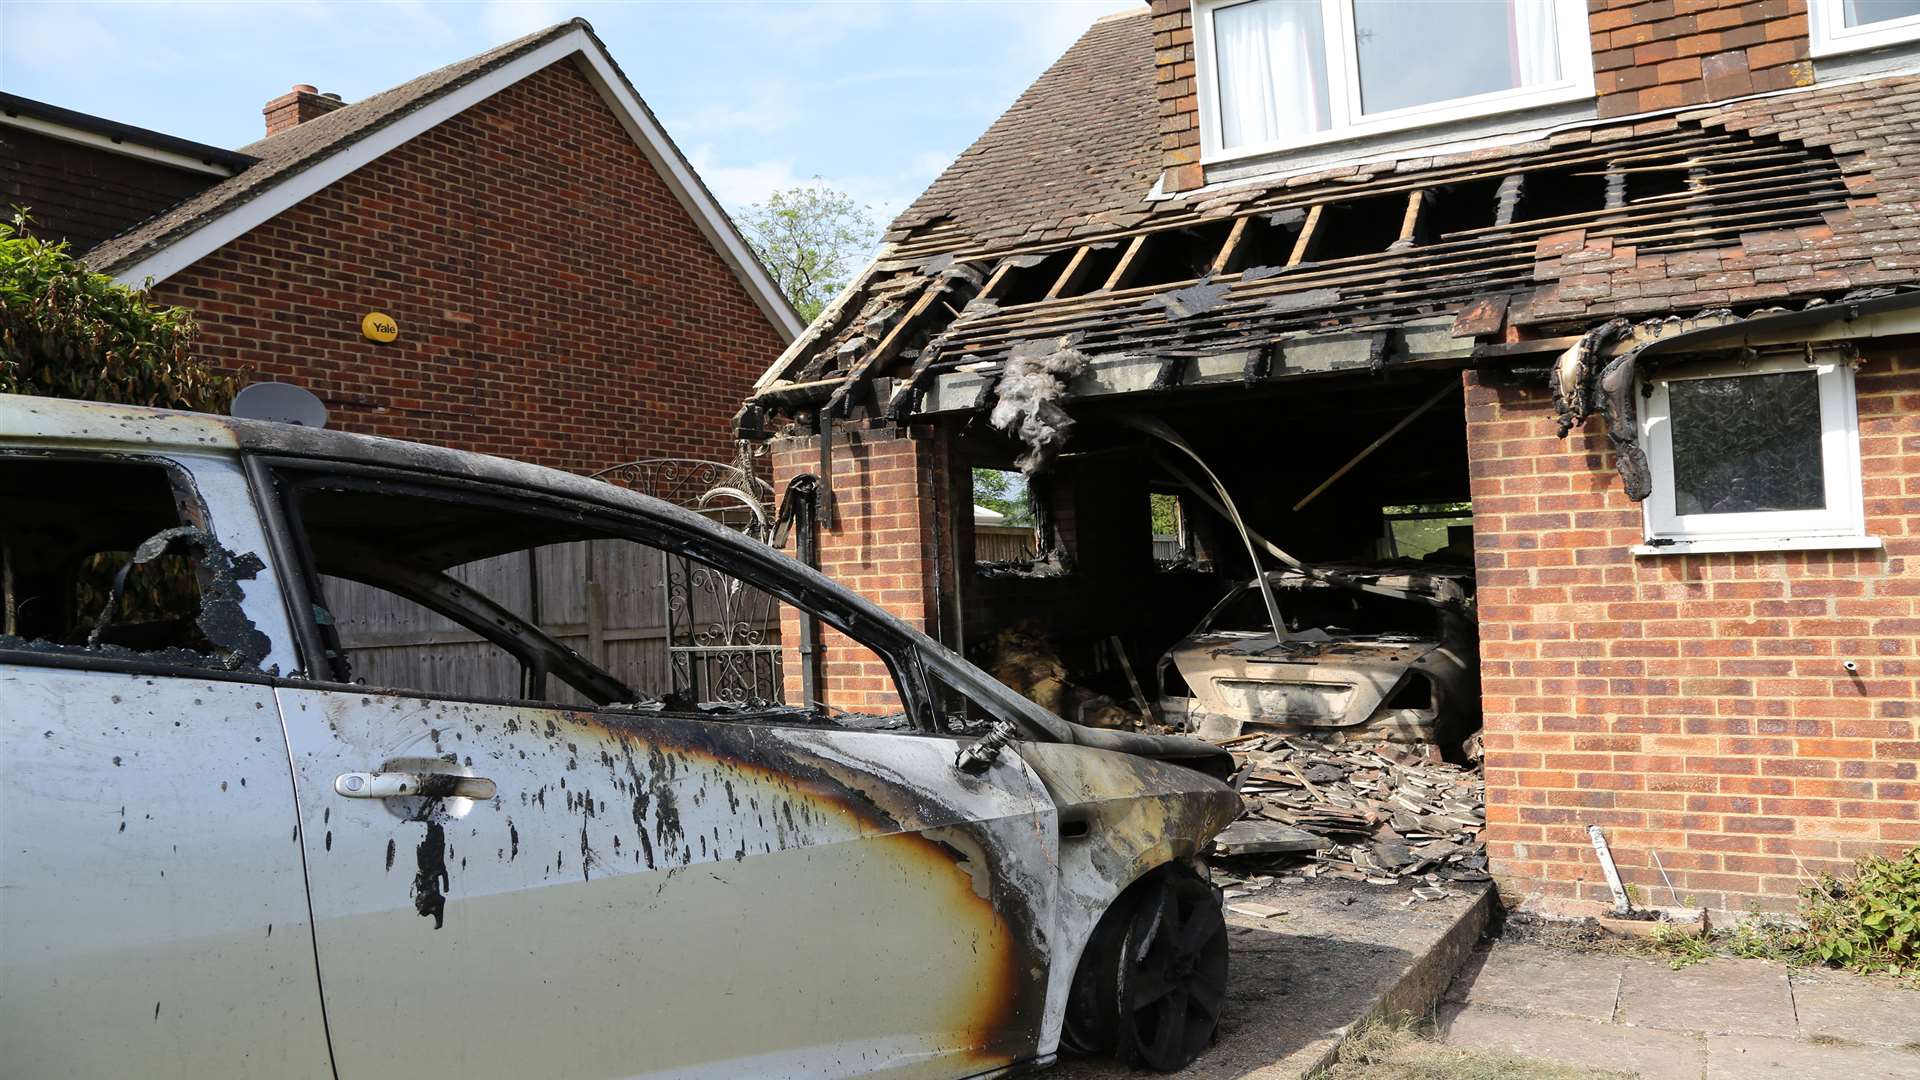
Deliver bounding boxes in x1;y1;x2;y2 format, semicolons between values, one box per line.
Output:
1158;566;1479;755
0;394;1239;1078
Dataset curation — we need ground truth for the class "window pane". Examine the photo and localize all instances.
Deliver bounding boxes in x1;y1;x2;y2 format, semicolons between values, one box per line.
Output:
1845;0;1920;27
1214;0;1331;148
1352;0;1561;115
1668;371;1826;515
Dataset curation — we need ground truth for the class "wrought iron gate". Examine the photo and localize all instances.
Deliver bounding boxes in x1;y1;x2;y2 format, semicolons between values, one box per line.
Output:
590;456;784;706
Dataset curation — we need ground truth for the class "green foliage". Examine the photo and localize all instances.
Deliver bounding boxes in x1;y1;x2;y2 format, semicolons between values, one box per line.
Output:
0;211;229;411
972;468;1032;526
1798;847;1920;974
1638;847;1920;980
738;183;877;323
1150;493;1179;537
1647;924;1715;969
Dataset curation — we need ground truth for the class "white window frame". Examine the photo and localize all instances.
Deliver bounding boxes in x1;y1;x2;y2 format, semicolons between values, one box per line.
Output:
1192;0;1595;165
1637;351;1873;554
1809;0;1920;58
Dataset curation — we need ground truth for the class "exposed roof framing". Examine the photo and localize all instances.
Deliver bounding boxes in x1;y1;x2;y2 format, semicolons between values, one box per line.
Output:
742;117;1850;430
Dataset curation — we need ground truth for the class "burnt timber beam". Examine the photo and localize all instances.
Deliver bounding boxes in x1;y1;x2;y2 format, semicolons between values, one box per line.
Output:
1286;204;1325;267
1103;235;1149;291
1208;216;1251;275
1045;246;1096;300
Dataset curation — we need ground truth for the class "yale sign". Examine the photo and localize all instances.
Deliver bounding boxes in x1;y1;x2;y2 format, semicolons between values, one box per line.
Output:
361;312;399;343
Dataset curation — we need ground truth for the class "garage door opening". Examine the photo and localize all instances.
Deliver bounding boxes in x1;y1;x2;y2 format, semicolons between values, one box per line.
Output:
939;372;1480;759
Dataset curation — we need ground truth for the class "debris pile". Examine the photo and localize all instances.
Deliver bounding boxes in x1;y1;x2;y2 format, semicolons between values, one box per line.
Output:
1210;733;1487;900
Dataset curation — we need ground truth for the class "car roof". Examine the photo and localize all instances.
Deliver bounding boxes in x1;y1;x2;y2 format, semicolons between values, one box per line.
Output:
2;393;625;502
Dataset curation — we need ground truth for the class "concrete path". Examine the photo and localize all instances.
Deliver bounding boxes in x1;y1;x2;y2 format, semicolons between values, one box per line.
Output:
1439;941;1920;1079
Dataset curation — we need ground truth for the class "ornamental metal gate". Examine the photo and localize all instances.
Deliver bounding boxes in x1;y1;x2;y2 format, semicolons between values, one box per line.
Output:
591;456;784;706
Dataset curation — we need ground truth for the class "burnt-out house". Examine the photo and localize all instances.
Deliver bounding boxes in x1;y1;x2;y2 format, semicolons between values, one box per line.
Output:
739;1;1920;918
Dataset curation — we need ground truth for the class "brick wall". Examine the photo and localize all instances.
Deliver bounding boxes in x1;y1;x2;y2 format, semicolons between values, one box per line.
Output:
1152;0;1821;192
770;426;949;714
1150;0;1202;193
152;58;787;475
1592;0;1814;118
1466;350;1920;917
2;127;218;254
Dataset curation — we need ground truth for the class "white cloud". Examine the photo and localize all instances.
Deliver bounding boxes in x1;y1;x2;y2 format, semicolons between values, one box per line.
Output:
687;145;804;211
685;144;933;229
481;0;567;41
908;149;956;180
0;4;125;71
1002;0;1144;68
677;82;803;137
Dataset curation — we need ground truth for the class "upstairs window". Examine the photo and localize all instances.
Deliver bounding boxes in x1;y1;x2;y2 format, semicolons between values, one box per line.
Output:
1810;0;1920;56
1195;0;1594;161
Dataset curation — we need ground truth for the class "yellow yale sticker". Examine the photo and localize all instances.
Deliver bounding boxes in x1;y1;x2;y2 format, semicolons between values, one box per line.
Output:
361;312;399;342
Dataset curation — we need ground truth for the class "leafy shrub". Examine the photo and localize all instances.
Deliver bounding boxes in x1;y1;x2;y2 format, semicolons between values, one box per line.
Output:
1798;847;1920;975
0;211;229;411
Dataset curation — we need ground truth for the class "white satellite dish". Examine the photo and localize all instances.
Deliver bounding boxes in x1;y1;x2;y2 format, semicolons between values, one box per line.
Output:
232;382;328;428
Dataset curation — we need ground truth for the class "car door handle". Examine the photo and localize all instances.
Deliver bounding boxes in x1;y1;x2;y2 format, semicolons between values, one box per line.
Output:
334;771;497;800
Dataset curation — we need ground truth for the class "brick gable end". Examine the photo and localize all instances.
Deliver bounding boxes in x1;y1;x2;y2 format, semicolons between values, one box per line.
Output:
154;59;786;473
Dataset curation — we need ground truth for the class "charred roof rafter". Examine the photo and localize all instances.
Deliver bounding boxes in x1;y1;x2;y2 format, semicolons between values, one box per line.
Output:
748;120;1853;431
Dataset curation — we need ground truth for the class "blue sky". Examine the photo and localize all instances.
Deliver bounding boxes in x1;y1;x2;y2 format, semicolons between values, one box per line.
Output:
0;0;1138;223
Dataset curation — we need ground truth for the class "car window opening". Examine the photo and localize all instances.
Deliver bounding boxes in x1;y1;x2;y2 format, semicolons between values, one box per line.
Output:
280;476;913;729
0;454;267;670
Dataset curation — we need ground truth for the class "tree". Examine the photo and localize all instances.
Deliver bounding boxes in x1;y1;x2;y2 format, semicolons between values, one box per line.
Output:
972;468;1033;526
738;182;877;323
0;211;229;411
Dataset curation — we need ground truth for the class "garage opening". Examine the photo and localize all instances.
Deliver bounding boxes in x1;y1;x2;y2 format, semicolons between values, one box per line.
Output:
941;371;1479;757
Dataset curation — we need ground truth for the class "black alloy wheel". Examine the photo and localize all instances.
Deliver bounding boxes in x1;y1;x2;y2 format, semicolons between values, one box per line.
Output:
1063;867;1229;1072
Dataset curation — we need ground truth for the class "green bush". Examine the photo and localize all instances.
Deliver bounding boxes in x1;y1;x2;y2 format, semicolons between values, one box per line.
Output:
1799;847;1920;975
0;211;229;411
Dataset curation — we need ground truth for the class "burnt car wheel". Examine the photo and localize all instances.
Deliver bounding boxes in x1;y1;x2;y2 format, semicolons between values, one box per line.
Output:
1063;866;1228;1071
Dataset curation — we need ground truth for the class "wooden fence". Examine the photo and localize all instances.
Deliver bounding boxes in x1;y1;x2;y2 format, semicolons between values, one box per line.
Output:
324;539;779;706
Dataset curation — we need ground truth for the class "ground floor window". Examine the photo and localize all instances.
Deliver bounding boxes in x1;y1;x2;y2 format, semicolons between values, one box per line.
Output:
1639;351;1869;552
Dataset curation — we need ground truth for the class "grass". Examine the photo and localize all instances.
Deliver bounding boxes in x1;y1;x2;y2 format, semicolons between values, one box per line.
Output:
1319;1017;1633;1080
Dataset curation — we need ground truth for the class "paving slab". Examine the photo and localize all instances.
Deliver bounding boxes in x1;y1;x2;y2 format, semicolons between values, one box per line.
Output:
1789;969;1920;1048
1614;957;1796;1037
1053;879;1492;1079
1436;1001;1705;1080
1444;942;1627;1021
1703;1033;1920;1079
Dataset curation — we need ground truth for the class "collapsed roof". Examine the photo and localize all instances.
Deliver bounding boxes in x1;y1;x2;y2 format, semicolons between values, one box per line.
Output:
740;10;1920;437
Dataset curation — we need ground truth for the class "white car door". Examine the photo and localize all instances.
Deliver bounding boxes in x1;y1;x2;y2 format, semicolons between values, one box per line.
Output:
0;449;330;1079
264;463;1059;1079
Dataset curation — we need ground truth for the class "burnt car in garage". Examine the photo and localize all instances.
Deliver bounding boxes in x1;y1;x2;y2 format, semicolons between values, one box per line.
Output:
0;394;1239;1078
1158;565;1479;757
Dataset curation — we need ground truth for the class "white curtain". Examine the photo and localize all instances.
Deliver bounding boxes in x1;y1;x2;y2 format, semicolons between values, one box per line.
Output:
1510;0;1561;86
1214;0;1329;150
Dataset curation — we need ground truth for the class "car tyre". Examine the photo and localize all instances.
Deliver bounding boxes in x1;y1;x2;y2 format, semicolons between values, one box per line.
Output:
1062;866;1228;1071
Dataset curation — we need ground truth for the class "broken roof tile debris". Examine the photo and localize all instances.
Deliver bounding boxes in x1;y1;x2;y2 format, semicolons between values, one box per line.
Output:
1211;734;1488;893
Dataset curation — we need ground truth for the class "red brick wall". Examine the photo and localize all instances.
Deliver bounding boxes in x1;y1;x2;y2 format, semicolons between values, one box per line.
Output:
3;128;218;255
1466;350;1920;917
152;58;787;474
770;426;948;714
1154;0;1820;191
1150;0;1202;192
1592;0;1815;118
